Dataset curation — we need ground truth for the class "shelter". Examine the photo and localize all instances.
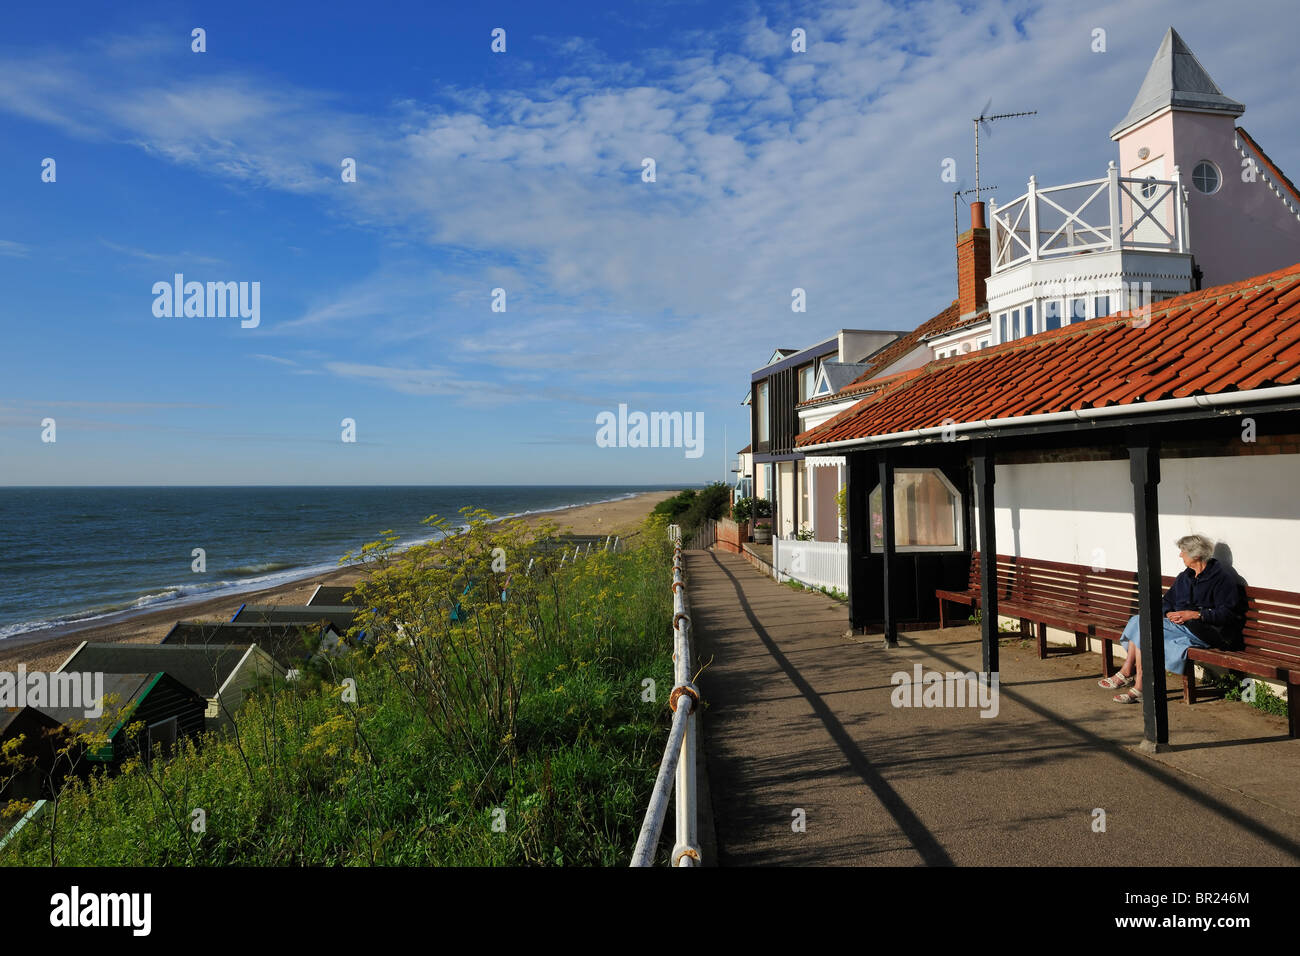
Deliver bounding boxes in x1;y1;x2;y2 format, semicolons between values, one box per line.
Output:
798;262;1300;747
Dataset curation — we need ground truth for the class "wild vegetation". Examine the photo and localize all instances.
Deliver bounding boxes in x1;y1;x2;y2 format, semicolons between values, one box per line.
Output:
651;483;730;533
0;510;675;866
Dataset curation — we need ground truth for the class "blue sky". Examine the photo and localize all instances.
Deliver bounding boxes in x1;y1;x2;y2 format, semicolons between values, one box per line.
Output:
1;0;1297;485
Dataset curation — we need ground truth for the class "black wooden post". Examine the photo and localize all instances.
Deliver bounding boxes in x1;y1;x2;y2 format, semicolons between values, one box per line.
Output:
879;452;898;647
846;452;869;633
973;446;998;675
1129;431;1169;749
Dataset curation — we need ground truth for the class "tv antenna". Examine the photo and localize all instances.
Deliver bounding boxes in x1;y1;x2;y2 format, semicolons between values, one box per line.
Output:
973;101;1036;203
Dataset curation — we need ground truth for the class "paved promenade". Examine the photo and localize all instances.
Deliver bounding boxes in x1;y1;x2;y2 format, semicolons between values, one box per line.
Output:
688;548;1300;866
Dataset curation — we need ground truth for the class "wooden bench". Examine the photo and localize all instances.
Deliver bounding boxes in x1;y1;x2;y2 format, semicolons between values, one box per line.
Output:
937;554;1300;737
1186;584;1300;737
936;552;1017;628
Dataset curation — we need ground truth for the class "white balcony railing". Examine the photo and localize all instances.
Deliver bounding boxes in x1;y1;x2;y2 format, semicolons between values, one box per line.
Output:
990;161;1189;273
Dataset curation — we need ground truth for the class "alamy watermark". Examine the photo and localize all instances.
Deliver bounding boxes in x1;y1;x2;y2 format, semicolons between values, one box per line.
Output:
50;886;151;936
152;274;260;328
890;664;999;718
596;404;704;459
1;666;104;718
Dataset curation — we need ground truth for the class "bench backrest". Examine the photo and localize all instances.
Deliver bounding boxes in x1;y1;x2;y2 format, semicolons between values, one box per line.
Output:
1238;584;1300;665
964;552;1300;656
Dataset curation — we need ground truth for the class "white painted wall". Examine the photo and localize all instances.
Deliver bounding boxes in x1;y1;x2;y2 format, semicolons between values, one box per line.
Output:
972;454;1300;590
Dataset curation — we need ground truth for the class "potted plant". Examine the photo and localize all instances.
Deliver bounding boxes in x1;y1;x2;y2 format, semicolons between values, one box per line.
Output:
753;520;772;544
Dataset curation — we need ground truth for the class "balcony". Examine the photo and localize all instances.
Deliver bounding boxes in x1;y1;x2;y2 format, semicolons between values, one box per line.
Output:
985;161;1196;332
990;161;1189;271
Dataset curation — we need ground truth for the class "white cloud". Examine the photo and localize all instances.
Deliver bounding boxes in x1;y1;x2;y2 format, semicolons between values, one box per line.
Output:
0;0;1294;394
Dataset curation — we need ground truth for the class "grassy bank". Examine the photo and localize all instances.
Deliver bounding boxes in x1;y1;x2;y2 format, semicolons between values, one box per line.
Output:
1;510;675;866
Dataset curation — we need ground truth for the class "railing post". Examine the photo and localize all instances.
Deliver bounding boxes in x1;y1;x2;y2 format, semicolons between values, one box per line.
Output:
1108;161;1122;251
1027;176;1040;262
1171;164;1187;253
988;198;1000;272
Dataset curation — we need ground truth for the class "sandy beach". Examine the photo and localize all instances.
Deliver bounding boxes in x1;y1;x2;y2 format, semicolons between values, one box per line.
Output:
0;490;678;673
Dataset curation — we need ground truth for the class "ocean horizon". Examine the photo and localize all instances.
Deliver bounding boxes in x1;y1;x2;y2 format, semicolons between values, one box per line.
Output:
0;484;676;641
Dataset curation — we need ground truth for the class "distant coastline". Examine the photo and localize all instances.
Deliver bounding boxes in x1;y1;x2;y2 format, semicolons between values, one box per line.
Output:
0;488;677;672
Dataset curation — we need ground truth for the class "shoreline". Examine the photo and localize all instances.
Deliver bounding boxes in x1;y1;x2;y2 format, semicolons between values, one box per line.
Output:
0;489;678;673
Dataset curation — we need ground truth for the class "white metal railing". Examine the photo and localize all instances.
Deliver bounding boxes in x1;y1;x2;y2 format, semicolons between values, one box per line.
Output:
773;537;849;593
990;161;1189;273
630;541;701;867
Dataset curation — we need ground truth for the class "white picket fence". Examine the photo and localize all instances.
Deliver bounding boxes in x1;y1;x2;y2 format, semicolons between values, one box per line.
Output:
772;537;849;593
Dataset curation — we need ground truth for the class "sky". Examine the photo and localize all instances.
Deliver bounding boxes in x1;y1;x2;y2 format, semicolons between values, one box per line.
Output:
1;0;1297;486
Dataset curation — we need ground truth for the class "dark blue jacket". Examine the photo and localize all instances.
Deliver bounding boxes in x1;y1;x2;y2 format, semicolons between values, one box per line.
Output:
1162;558;1246;650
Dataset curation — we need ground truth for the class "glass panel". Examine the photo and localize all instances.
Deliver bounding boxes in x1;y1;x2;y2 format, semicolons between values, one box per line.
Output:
1193;161;1219;194
1071;298;1087;322
1094;295;1111;318
799;365;815;400
869;470;960;550
757;383;769;441
1011;309;1021;340
1024;304;1034;334
999;313;1010;341
1044;301;1061;330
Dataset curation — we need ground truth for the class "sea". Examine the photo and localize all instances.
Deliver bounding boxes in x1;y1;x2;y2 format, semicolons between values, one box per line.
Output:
0;485;666;642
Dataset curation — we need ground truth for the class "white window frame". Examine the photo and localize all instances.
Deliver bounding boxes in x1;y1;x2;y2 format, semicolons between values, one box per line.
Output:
868;467;965;554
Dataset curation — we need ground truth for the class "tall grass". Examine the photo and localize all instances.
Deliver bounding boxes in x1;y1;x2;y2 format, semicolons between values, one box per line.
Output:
1;510;675;866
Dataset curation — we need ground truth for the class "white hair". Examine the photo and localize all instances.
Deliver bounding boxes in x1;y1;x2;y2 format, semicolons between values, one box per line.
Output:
1176;534;1214;562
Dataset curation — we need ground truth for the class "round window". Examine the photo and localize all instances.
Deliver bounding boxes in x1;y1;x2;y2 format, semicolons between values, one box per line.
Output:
1192;160;1221;194
1141;176;1157;199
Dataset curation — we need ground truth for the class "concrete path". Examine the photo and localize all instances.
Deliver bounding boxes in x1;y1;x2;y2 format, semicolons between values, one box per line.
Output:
689;548;1300;866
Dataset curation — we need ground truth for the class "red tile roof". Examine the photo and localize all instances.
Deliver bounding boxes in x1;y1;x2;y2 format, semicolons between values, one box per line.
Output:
839;301;964;390
797;262;1300;448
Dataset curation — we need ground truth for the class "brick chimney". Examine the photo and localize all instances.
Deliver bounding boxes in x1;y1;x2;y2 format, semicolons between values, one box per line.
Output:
957;201;991;319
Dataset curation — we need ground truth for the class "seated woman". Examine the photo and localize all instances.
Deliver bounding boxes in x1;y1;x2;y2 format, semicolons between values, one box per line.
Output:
1097;533;1246;703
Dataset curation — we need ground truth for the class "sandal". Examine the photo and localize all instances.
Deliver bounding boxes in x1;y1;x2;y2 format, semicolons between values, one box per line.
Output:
1098;673;1134;689
1113;690;1142;703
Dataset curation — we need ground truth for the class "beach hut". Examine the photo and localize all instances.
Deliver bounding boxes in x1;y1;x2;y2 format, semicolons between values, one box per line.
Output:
231;604;357;634
36;672;206;767
58;643;285;731
307;585;355;607
1;706;72;809
161;620;345;668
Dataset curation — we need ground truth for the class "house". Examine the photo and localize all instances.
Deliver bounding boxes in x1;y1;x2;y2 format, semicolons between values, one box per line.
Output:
732;444;753;504
161;620;345;669
747;331;902;537
794;306;971;543
972;27;1300;350
35;672;206;766
764;25;1300;597
58;642;285;730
